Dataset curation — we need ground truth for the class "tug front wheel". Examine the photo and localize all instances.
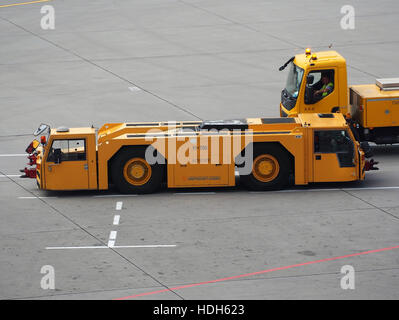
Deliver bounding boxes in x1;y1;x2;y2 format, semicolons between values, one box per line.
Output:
240;144;291;191
111;147;164;194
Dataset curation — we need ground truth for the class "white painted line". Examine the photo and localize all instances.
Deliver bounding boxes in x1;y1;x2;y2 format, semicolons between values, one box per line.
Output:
46;246;109;250
128;86;141;92
1;174;22;178
108;240;115;247
116;201;123;210
113;215;121;225
276;188;341;193
18;196;57;199
250;186;399;194
93;194;138;198
0;154;27;157
174;192;216;195
108;231;117;247
113;245;177;248
343;186;399;191
45;245;177;250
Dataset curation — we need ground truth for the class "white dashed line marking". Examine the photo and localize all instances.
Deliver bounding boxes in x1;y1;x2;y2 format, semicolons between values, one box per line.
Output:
113;215;121;225
108;230;118;247
116;201;123;210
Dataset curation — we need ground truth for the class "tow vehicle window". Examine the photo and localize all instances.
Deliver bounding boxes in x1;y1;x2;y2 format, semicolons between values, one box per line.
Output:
314;130;354;167
47;139;86;162
285;63;304;98
305;69;335;105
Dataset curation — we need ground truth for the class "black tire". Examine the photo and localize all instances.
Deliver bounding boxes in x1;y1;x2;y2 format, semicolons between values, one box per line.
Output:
240;144;291;191
111;147;164;194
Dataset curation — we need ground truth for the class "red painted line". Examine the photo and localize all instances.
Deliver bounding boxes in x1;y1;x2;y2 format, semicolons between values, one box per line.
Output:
114;244;399;300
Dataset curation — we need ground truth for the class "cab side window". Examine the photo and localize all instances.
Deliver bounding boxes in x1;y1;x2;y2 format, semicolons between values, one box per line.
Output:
47;139;86;163
305;69;335;104
314;130;354;167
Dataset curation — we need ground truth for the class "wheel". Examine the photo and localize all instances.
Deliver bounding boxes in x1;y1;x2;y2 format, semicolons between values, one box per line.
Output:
240;144;291;191
111;147;164;194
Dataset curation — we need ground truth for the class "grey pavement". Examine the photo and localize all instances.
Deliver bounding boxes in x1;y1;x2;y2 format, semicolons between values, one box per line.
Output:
0;0;398;300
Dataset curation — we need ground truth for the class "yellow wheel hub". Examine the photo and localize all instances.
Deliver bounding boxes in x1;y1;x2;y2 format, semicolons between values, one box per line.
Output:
252;154;280;183
123;158;152;186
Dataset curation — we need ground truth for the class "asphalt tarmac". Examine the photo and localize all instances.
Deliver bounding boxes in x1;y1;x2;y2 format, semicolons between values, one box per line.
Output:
0;0;398;299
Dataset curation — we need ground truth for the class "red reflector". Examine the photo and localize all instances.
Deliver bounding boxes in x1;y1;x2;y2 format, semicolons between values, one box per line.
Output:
359;105;363;111
40;135;46;144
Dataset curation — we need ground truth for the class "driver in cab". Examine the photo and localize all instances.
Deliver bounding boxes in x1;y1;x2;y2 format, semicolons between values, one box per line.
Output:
314;73;334;100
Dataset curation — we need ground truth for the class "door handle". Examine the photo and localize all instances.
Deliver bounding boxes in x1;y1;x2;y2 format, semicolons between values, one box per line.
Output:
48;163;59;172
315;155;322;160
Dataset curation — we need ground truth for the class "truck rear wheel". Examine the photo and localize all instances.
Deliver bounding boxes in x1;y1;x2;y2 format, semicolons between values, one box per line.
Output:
111;148;164;194
240;145;290;191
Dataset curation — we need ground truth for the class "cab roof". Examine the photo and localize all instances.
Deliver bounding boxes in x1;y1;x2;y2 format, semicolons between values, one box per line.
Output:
50;127;95;136
294;50;346;69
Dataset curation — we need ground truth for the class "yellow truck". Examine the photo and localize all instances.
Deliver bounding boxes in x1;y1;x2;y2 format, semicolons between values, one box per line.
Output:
279;49;399;144
21;113;376;193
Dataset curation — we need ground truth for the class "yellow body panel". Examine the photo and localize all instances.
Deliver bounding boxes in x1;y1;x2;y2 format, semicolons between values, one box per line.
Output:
349;84;399;128
313;153;357;182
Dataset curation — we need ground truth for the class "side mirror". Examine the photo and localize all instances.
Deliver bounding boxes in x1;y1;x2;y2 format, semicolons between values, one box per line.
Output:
306;74;314;85
34;124;50;136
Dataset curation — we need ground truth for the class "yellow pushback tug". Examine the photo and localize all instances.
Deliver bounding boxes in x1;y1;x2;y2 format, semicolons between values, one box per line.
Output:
21;113;376;194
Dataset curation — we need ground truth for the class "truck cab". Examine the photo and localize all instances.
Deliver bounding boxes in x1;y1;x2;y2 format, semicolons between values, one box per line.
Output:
36;127;98;190
280;50;348;117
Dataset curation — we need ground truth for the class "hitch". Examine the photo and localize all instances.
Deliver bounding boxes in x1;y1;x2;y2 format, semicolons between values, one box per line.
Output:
28;154;37;166
20;142;38;179
20;167;36;178
365;159;379;171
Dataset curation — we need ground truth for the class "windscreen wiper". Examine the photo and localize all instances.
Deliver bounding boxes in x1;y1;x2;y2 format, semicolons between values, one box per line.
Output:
279;56;294;71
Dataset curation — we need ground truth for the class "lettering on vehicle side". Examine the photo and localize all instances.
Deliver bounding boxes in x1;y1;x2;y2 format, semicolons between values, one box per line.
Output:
188;176;221;181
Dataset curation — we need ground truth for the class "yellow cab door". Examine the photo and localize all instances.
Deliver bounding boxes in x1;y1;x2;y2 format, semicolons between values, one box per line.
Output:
313;129;358;182
303;68;339;113
44;138;89;190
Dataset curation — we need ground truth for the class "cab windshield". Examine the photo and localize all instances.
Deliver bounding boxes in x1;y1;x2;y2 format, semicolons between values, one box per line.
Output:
285;62;304;98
